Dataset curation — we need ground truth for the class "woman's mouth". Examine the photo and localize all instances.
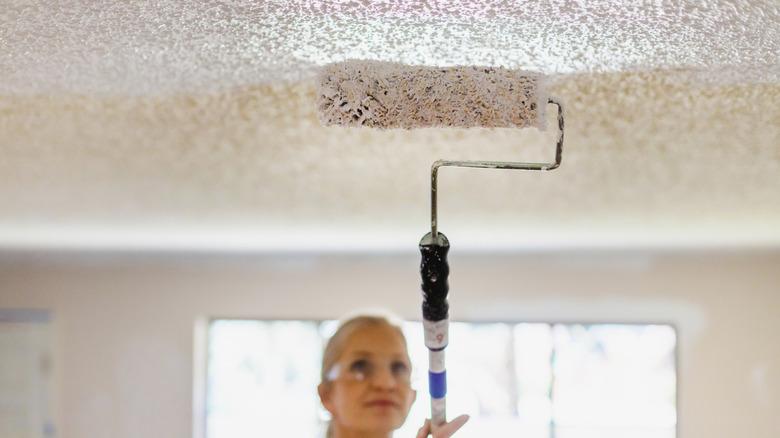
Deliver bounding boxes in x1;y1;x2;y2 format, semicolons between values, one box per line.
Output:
366;399;398;408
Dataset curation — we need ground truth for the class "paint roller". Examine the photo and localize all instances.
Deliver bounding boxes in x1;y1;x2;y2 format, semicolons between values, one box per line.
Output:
316;59;565;428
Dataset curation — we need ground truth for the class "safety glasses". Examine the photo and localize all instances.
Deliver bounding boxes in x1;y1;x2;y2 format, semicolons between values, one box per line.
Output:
326;356;414;385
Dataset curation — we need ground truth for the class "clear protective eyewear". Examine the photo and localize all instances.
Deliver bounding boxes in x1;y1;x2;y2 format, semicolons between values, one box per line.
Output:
326;357;414;385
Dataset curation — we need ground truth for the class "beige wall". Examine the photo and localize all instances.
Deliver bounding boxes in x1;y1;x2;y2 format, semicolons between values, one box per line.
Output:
1;249;778;438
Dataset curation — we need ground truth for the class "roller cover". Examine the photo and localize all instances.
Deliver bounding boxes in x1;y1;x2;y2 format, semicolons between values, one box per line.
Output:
316;59;549;130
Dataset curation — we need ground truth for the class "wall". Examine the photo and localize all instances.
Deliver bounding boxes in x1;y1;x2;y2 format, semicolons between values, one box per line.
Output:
1;249;778;438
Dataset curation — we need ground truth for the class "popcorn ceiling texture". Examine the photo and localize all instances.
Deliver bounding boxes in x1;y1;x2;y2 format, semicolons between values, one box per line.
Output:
2;72;779;249
1;0;779;250
317;60;549;130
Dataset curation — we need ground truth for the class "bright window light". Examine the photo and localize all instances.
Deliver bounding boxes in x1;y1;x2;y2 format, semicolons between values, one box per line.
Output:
0;309;55;438
205;320;676;438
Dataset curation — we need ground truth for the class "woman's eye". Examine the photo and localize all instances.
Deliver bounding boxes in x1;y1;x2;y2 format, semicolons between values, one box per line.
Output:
349;359;371;375
391;361;410;377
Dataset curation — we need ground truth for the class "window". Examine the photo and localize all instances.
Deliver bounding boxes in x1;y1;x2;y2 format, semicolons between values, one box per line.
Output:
205;320;676;438
0;309;55;438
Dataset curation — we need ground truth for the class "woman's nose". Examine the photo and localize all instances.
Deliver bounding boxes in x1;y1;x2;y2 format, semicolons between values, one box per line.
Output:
370;367;397;389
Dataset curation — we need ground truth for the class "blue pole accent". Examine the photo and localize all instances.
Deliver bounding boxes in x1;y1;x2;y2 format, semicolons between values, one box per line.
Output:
428;370;447;398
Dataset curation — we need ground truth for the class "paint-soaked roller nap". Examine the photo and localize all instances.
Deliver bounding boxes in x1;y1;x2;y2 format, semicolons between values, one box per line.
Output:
317;59;564;429
317;59;550;130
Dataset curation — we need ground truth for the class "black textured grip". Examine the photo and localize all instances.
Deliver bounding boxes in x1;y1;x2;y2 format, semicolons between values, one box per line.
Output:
419;232;450;322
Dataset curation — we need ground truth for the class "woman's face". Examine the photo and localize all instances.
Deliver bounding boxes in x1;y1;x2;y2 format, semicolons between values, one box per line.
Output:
319;323;417;437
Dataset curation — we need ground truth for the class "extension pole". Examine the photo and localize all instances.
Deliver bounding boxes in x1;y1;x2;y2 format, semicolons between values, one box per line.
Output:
419;231;450;427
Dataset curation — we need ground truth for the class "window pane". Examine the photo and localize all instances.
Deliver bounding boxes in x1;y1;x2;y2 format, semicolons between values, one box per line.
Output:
0;309;55;438
207;320;323;438
449;322;517;416
514;323;554;426
551;324;677;437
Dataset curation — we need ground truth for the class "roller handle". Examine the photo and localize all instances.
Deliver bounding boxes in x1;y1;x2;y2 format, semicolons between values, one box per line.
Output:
419;232;450;321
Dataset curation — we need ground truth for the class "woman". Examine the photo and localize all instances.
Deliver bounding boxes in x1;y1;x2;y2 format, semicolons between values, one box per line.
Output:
318;313;469;438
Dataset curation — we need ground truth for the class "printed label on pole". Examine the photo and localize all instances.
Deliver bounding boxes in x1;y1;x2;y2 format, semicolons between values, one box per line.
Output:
423;319;449;349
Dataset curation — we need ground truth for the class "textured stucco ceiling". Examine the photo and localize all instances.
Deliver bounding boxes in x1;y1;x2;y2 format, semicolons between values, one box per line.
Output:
1;0;779;252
